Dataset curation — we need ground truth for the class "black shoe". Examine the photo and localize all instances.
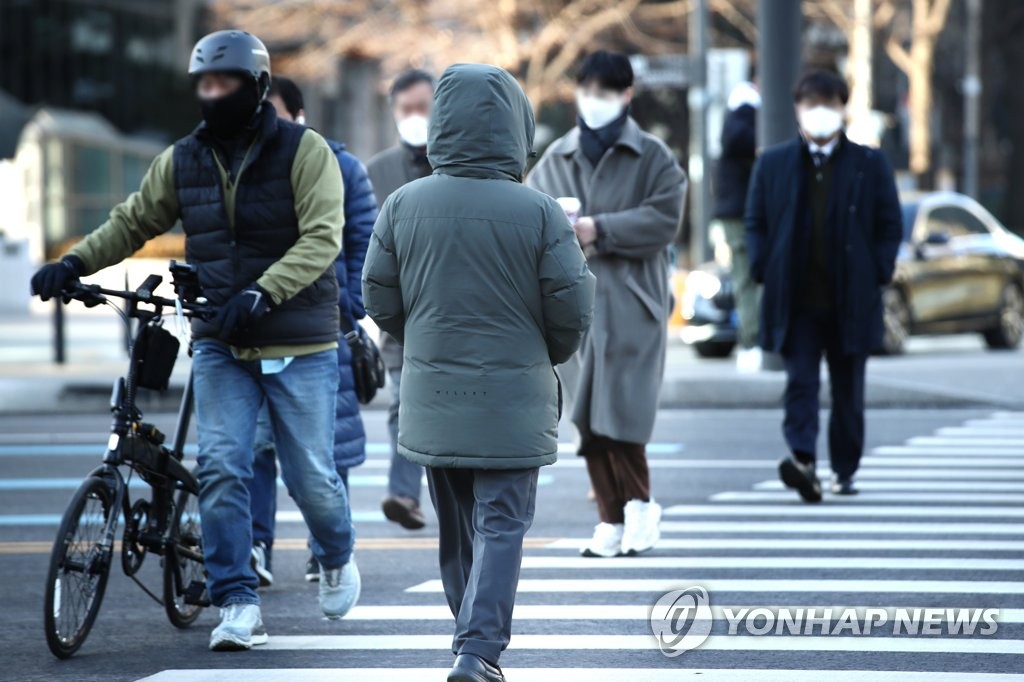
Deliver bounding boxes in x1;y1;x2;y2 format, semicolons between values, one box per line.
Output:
831;475;859;495
448;654;505;682
779;456;822;503
304;551;320;583
382;495;427;530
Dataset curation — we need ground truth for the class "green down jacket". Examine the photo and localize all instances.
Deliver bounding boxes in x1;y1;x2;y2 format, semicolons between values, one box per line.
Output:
362;63;596;469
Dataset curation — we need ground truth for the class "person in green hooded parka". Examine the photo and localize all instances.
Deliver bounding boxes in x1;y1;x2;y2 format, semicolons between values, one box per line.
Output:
362;64;595;682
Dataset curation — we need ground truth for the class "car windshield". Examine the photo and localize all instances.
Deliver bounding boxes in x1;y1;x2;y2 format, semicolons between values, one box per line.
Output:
901;203;919;242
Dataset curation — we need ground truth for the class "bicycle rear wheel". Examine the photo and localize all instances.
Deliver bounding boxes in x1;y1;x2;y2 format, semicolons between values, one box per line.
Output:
44;475;117;659
163;485;206;628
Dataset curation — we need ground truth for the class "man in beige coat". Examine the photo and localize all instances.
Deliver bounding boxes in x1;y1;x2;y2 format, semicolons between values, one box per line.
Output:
527;50;687;558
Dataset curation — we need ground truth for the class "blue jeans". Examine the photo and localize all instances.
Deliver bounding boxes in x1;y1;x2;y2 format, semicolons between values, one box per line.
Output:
251;405;350;550
192;341;354;607
386;367;423;501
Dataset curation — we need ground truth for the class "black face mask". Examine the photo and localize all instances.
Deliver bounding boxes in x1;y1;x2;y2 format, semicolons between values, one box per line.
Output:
198;82;260;137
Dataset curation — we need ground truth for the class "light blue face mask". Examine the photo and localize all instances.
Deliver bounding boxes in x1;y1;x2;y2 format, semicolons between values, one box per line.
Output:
260;357;294;375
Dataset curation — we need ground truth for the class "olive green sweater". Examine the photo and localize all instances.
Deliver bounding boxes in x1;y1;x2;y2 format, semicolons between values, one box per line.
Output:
69;129;345;360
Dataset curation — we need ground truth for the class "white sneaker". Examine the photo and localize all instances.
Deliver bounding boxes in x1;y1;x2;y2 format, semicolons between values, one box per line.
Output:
319;558;361;619
209;603;269;651
580;522;624;558
622;499;662;555
736;347;763;373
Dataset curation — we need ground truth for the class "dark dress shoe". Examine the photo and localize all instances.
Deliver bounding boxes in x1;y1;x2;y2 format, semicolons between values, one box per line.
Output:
831;475;858;495
448;653;505;682
778;457;822;503
381;495;427;530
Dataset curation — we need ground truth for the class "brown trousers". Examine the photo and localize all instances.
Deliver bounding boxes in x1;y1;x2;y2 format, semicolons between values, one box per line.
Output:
580;435;651;524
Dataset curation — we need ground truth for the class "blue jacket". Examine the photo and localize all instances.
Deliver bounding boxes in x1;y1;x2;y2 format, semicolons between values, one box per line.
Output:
328;139;378;469
745;135;902;356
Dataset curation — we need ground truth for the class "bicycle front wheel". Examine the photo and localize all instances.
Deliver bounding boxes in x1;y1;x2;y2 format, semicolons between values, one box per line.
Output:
44;475;117;659
163;485;206;628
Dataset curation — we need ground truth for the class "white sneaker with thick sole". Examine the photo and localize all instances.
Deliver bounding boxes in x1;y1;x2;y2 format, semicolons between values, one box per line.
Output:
736;347;763;373
622;499;662;555
319;558;361;619
580;522;624;558
209;603;269;651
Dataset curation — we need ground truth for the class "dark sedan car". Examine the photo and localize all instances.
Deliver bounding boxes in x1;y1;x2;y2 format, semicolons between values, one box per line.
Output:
681;192;1024;357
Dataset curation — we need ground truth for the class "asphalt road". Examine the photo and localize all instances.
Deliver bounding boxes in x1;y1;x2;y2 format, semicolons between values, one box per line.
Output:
0;406;1022;681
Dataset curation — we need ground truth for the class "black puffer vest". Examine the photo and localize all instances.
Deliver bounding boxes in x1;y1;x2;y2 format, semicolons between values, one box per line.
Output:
173;105;339;346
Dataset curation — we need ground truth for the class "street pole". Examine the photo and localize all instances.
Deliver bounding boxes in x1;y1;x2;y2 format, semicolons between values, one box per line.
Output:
756;0;801;372
688;0;711;264
757;0;802;148
963;0;982;199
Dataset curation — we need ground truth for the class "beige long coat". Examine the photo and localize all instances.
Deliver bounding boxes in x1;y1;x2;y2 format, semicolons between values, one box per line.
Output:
526;118;687;445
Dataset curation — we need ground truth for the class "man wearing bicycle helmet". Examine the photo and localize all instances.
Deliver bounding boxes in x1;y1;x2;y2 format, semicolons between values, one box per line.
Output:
30;30;358;652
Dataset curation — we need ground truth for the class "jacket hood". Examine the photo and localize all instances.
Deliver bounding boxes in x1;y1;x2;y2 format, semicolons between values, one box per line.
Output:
427;64;535;181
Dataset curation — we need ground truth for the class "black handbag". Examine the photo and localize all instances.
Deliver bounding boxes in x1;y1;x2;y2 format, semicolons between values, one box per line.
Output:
341;316;386;404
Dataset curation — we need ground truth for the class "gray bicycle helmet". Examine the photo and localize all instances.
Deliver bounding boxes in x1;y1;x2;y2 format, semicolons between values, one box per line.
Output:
189;30;271;100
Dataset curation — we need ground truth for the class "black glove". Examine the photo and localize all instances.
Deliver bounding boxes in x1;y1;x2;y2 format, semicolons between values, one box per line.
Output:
216;284;272;341
31;255;85;301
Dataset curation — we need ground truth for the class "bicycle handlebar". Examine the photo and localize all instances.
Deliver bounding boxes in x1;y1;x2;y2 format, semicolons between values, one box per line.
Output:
62;281;215;320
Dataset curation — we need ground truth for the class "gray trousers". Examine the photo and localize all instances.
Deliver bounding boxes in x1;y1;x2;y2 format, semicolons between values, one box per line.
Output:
426;466;539;664
387;367;424;501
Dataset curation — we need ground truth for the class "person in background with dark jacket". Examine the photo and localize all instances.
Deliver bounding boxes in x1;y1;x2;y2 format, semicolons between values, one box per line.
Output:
745;70;902;502
366;69;435;531
712;79;761;372
29;31;360;651
363;64;595;682
527;51;687;559
247;76;377;587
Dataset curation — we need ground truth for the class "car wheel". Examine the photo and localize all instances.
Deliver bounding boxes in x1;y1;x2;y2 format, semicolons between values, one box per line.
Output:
693;340;736;359
881;288;910;355
983;283;1024;350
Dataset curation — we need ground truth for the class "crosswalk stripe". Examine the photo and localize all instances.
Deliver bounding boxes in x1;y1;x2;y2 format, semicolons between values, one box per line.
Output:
909;436;1024;447
344;604;1024;623
658;520;1024;534
0;442;682;456
664;504;1024;518
518;556;1023;570
938;426;1024;436
709;491;1024;503
873;446;1024;457
832;469;1024;479
753;480;1024;491
858;457;1024;467
137;668;1024;681
546;538;1024;551
252;634;1024;654
0;510;387;526
406;579;1024;595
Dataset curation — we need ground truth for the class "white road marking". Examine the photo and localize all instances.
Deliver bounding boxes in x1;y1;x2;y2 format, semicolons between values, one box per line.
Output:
664;504;1024;518
249;634;1024;653
709;491;1024;503
546;538;1024;551
658;520;1024;534
753;480;1024;491
137;669;1024;681
406;579;1024;595
342;604;1024;623
518;555;1023;571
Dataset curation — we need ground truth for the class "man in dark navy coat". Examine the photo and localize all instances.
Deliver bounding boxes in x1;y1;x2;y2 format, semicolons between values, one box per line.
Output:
745;70;902;502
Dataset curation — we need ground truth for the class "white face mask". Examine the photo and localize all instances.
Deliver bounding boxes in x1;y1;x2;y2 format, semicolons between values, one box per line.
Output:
576;92;624;130
295;114;306;125
798;105;844;141
397;114;430;148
